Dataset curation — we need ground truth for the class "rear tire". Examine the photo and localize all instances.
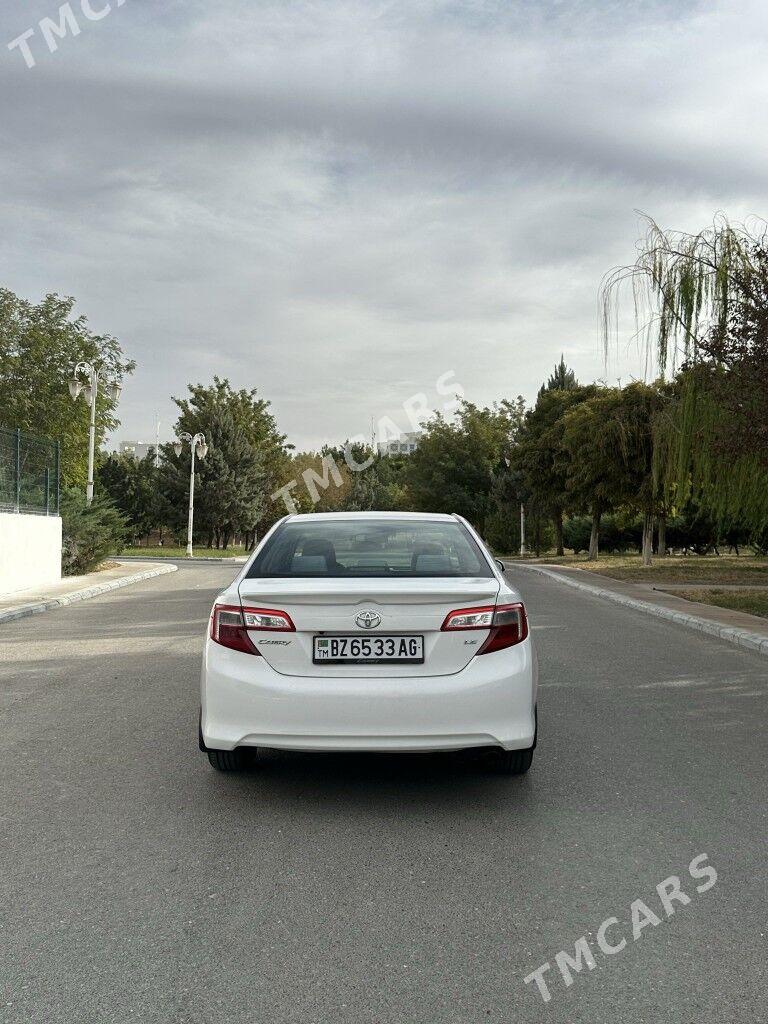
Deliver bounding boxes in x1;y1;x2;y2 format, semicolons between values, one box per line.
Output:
488;704;536;774
489;746;534;775
206;748;252;772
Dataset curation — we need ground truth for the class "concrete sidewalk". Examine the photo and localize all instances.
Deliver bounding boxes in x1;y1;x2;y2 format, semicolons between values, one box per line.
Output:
505;561;768;657
0;561;178;625
116;553;247;564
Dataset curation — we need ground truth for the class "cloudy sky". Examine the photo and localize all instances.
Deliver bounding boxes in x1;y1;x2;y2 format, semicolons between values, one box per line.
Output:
2;0;767;450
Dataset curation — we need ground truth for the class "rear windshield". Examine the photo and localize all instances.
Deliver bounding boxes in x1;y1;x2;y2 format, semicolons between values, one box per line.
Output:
248;519;493;578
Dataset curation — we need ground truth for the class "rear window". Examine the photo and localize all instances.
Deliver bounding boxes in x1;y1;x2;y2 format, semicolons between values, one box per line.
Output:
248;519;493;578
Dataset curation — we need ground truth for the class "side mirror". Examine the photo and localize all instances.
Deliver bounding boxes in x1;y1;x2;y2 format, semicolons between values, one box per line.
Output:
496;559;506;574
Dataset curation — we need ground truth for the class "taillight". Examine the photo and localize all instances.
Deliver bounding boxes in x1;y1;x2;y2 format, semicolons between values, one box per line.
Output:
209;604;295;655
441;605;495;630
441;602;528;655
477;603;528;654
240;607;295;631
210;604;259;655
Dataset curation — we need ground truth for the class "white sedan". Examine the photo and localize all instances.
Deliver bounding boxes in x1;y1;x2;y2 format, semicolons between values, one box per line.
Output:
200;512;537;774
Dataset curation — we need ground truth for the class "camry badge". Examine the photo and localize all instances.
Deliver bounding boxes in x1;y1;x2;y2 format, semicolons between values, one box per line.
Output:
355;610;381;629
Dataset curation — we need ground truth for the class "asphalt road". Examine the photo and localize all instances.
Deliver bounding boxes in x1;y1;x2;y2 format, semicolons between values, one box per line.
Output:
1;563;766;1023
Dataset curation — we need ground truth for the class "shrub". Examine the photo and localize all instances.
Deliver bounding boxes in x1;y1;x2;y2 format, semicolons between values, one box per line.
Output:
60;487;127;575
563;516;592;554
601;513;642;553
665;505;718;554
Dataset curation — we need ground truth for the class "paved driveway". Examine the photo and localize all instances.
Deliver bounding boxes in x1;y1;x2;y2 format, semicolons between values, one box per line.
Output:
1;563;766;1022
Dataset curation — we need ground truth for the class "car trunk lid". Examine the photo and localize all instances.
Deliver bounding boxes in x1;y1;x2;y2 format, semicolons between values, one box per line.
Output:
237;576;500;677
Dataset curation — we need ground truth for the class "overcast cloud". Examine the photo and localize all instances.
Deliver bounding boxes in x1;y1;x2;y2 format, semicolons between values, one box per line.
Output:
2;0;767;449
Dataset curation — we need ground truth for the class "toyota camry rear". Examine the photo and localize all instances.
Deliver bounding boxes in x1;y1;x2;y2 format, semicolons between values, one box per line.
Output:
200;512;537;773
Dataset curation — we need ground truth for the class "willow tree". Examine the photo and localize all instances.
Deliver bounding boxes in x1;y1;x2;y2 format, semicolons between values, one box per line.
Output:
652;364;768;535
600;214;763;370
601;214;768;537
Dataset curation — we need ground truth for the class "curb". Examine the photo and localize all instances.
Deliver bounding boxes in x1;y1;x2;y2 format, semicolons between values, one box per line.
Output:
508;563;768;658
0;563;178;626
115;554;247;564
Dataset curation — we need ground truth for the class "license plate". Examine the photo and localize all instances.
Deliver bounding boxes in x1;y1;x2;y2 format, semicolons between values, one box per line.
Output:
313;634;424;664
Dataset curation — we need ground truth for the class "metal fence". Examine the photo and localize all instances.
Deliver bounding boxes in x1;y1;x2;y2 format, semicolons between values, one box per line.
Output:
0;426;60;515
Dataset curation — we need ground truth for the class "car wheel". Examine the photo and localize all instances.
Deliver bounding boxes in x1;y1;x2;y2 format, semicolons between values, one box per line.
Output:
488;705;537;774
206;748;252;772
489;746;534;774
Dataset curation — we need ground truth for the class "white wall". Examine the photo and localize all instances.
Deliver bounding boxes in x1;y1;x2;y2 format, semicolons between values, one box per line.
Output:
0;512;62;596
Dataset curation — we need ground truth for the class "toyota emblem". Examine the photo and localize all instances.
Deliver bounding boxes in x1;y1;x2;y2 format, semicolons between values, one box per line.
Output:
355;610;381;629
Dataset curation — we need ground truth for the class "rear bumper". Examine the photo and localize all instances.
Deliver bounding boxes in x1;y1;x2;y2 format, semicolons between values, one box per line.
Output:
201;638;537;753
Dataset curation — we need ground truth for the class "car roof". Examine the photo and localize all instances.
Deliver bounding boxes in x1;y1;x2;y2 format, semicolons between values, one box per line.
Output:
286;511;458;522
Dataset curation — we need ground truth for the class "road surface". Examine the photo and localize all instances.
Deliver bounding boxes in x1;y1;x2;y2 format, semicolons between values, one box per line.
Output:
1;563;766;1023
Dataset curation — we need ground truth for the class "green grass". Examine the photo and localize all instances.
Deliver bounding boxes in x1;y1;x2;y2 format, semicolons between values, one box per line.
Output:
674;589;768;619
118;546;247;559
502;552;768;585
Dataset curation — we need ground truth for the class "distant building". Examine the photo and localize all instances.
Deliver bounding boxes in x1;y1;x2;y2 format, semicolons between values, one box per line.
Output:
377;431;422;456
117;441;161;462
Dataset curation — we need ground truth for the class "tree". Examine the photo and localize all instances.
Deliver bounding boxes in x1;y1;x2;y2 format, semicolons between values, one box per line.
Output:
161;405;266;548
60;487;127;575
512;378;594;555
0;289;134;487
561;389;639;560
368;452;411;511
601;215;768;537
405;401;523;534
609;382;665;565
98;451;160;545
277;448;353;514
543;355;578;393
485;465;523;553
600;214;762;373
646;360;768;543
343;443;390;511
172;377;290;537
98;450;161;544
701;244;768;462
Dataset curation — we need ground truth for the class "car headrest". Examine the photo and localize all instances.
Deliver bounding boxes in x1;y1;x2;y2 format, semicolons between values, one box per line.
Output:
291;554;328;573
410;542;444;570
302;539;338;566
412;553;452;573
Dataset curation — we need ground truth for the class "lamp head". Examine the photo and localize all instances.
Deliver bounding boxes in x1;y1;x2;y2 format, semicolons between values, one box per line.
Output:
68;379;83;401
196;442;209;459
173;441;183;458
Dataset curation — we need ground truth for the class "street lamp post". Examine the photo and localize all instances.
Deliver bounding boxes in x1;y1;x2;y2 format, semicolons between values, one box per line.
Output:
173;433;209;557
68;362;122;504
520;503;526;557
